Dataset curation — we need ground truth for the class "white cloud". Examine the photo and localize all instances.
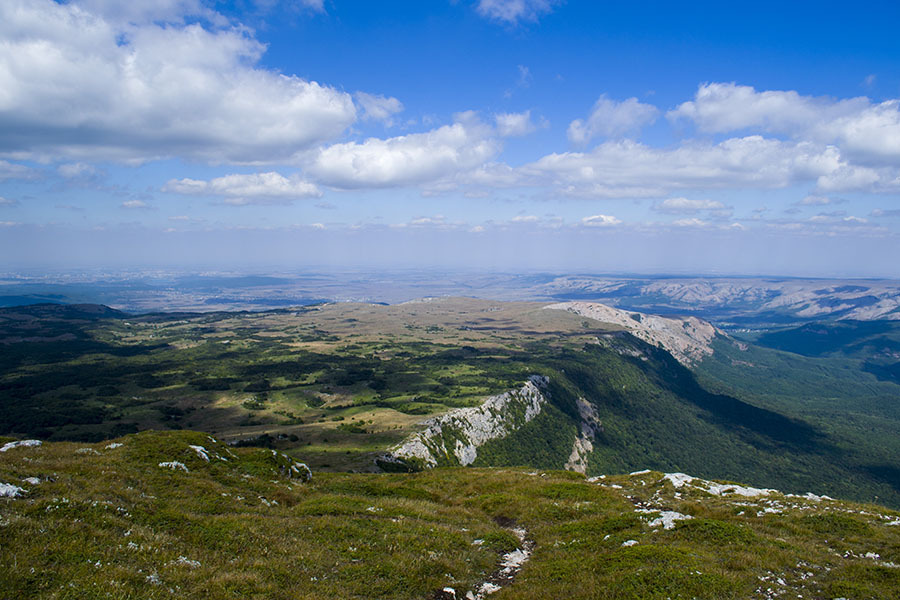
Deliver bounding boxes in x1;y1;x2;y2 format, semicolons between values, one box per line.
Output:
164;172;321;203
459;162;525;188
58;162;99;179
0;161;37;181
672;218;710;228
121;199;149;209
72;0;210;25
455;86;900;197
390;215;465;230
495;111;537;137
669;82;900;165
307;113;500;188
410;216;446;226
798;195;835;206
871;208;900;218
581;214;621;227
668;82;864;134
652;197;726;214
517;65;532;87
568;96;659;144
511;215;539;223
76;0;324;26
355;92;404;125
0;0;356;164
815;164;884;192
476;0;561;25
523;136;841;198
0;197;17;207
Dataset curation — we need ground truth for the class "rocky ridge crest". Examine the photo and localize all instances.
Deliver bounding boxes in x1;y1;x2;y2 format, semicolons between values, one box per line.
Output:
544;301;720;365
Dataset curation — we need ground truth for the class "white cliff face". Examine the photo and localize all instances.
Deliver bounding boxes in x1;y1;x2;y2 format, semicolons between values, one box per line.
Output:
383;376;550;469
565;397;602;475
543;301;719;366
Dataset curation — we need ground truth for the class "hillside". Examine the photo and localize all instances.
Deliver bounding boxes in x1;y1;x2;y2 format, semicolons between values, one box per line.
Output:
2;431;900;599
748;320;900;385
3;299;900;508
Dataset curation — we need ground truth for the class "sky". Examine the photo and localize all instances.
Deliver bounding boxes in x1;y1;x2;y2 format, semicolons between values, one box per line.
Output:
1;0;900;276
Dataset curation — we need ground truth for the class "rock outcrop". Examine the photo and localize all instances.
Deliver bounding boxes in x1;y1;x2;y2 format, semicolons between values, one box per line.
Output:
543;301;720;365
564;397;602;474
377;376;550;470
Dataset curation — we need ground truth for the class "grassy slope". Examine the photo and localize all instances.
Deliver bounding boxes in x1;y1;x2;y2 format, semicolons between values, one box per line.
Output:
2;431;900;599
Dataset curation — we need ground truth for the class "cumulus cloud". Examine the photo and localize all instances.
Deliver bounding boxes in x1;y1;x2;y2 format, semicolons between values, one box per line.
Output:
523;136;841;198
495;111;537;137
669;82;900;165
511;215;539;223
306;113;500;189
0;0;356;164
467;85;900;197
668;82;863;134
355;92;404;125
72;0;210;25
581;214;621;227
568;96;659;145
164;172;321;204
815;164;885;192
476;0;561;25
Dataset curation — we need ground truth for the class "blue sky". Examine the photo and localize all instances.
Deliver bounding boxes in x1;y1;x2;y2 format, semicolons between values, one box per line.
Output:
1;0;899;275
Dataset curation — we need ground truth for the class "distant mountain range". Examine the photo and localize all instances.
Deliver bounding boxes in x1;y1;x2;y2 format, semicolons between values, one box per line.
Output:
2;272;898;326
539;276;900;326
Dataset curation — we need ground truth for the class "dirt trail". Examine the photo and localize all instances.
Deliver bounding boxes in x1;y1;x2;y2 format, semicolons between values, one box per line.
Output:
434;518;534;600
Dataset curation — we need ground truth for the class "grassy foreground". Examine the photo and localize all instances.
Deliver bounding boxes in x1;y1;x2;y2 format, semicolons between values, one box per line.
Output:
2;431;900;599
